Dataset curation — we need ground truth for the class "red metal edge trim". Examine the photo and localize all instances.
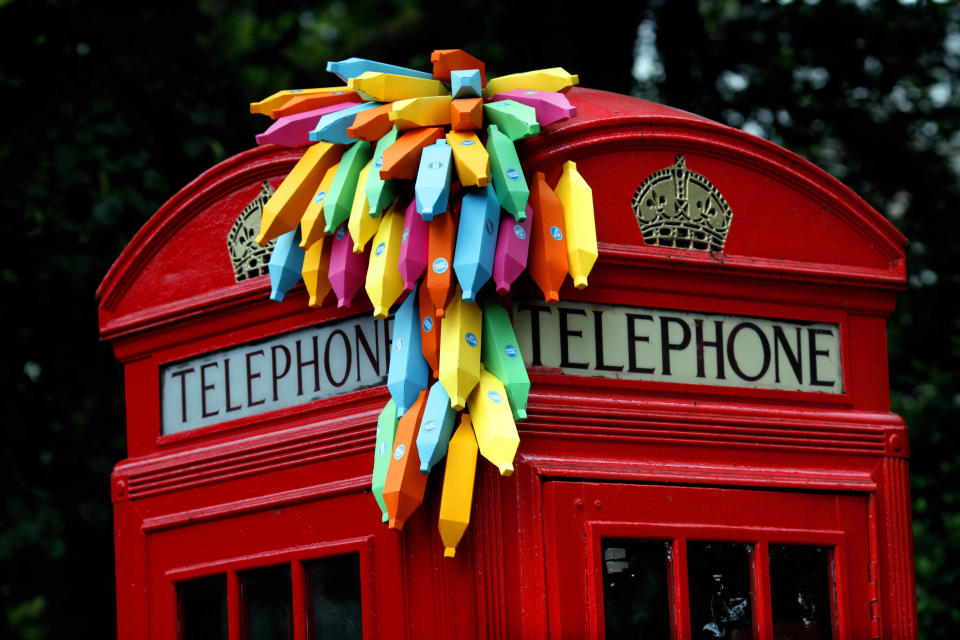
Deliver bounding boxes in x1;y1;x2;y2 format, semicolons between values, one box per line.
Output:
523;88;907;265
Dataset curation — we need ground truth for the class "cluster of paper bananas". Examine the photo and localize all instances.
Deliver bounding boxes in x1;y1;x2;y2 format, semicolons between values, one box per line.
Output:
250;50;598;557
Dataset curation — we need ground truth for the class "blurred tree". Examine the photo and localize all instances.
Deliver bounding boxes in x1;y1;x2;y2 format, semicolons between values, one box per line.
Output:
0;0;955;637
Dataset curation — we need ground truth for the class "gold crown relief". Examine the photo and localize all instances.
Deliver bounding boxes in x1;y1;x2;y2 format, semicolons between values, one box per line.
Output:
631;155;733;252
228;181;277;282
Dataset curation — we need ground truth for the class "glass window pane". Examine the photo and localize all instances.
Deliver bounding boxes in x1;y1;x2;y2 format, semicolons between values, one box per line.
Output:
177;574;227;640
240;564;292;640
688;542;754;640
305;554;363;640
770;545;834;640
600;539;671;640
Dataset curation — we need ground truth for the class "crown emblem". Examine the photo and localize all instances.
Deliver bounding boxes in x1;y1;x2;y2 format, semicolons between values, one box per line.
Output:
631;155;733;252
227;181;276;281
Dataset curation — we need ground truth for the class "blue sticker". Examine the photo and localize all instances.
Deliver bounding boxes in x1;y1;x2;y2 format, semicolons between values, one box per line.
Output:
488;390;503;403
394;338;404;353
313;190;327;204
506;168;520;180
513;224;526;240
423;317;433;332
393;444;405;460
505;344;518;358
333;91;344;95
376;422;382;436
375;156;384;168
432;257;449;274
422;420;438;432
465;332;478;347
524;90;537;95
377;442;387;457
485;218;495;235
402;228;409;243
336;226;346;240
428;161;444;170
375;242;386;256
290;89;303;93
550;225;563;241
461;140;476;146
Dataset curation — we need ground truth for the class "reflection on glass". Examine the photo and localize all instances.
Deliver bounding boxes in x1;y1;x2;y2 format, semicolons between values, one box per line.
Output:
770;545;834;640
600;539;671;639
240;564;292;640
305;554;363;640
177;574;227;640
688;542;754;639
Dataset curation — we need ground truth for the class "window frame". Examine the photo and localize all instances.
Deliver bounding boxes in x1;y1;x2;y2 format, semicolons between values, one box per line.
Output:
167;536;374;640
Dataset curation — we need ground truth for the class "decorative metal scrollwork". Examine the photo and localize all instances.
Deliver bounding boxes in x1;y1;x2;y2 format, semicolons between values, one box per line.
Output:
227;181;276;281
632;155;733;252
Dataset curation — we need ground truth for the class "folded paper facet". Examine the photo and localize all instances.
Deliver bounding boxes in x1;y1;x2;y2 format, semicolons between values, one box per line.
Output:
445;130;489;187
438;415;479;557
466;366;519;476
416;380;458;473
257;142;342;245
493;204;533;295
555;160;597;289
439;291;482;410
485;124;528;220
387;286;430;416
480;302;530;420
256;102;357;147
481;67;579;98
454;185;500;302
268;228;305;301
527;171;569;303
383;389;429;530
324;141;372;233
371;399;400;522
364;202;405;318
328;57;434;83
349;72;447;102
415;140;453;220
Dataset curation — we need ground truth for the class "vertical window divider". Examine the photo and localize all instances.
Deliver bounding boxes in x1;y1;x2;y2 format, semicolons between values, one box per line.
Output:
291;560;308;640
670;537;691;640
227;570;241;640
751;540;774;639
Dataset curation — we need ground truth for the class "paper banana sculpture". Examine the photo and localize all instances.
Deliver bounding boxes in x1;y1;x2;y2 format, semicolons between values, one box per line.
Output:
250;50;596;557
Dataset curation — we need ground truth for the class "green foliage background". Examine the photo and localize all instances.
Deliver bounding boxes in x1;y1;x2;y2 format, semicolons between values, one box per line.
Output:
0;0;956;636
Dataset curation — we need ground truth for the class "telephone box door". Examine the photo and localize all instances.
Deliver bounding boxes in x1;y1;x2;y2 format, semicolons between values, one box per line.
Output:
544;482;873;639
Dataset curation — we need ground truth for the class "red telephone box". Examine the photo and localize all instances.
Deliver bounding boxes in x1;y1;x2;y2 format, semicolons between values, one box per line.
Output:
98;88;915;639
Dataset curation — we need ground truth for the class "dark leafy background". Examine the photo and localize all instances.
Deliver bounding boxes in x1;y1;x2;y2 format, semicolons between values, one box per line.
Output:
1;0;957;637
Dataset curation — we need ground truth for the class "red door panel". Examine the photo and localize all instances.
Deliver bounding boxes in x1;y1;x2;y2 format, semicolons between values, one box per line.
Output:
543;482;871;640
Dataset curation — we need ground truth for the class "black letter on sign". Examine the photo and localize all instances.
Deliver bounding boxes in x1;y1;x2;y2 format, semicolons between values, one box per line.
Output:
200;362;219;418
593;310;623;372
170;368;194;423
295;336;321;396
355;322;381;380
626;314;655;374
517;304;553;367
325;329;352;387
246;350;265;407
727;322;771;382
223;358;242;412
660;316;691;376
808;328;836;387
695;319;725;379
559;307;589;369
773;326;803;385
271;345;291;402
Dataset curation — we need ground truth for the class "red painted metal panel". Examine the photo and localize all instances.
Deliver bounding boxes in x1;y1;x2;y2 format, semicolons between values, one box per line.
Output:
544;482;872;639
98;87;915;639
